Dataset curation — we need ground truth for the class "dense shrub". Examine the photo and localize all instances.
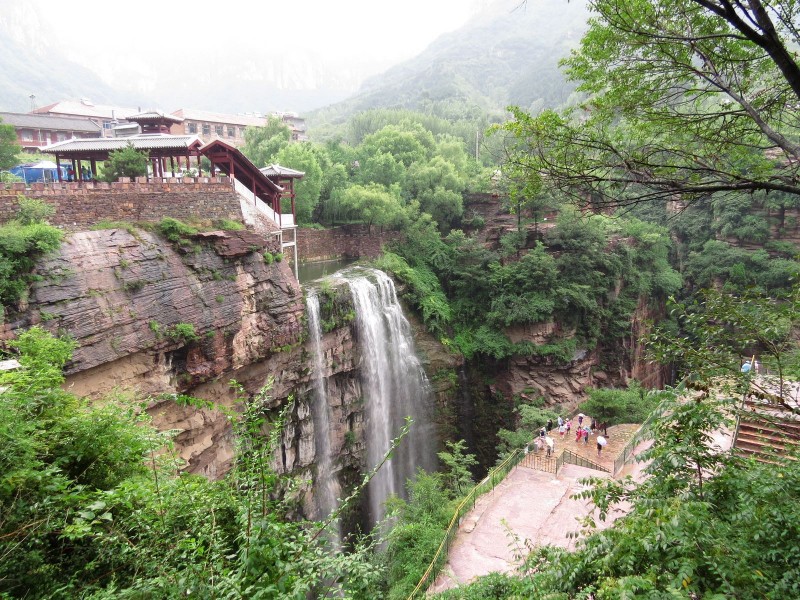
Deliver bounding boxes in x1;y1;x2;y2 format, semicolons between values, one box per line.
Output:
0;197;62;320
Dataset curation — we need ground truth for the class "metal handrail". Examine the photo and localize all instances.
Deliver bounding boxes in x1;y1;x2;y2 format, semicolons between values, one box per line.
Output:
560;449;610;473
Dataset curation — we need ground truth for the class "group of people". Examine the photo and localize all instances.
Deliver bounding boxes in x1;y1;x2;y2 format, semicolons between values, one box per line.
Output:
533;414;609;458
65;166;93;182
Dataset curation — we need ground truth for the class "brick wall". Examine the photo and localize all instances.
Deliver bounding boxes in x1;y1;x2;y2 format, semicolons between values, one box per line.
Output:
0;178;243;230
297;225;404;262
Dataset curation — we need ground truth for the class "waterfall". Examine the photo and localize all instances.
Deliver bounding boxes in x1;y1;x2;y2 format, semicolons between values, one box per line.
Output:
344;267;438;525
306;293;342;544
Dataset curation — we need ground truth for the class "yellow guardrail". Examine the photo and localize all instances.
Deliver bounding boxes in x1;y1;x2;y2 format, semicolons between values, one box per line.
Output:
406;446;527;600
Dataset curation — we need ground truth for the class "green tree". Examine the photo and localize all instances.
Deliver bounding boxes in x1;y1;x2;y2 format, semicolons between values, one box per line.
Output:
358;124;429;168
0;118;21;169
241;115;292;167
437;439;478;495
275;142;323;224
101;143;148;181
503;0;800;210
338;183;407;230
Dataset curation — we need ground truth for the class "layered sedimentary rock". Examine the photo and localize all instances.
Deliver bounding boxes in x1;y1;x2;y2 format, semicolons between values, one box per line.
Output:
15;227;314;479
14;230;461;522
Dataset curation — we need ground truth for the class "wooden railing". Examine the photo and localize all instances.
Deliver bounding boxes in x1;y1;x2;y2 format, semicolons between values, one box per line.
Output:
405;446;528;600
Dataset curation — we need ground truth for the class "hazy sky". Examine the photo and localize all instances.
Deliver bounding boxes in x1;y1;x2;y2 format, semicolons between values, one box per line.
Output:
34;0;488;70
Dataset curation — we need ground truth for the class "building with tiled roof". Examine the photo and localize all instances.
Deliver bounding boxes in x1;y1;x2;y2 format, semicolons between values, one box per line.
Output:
170;108;267;146
32;99;145;137
0;111;101;152
170;109;307;147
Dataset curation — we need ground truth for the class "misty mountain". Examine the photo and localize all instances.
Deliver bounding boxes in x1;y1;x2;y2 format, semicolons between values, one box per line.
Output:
0;1;135;112
309;0;590;128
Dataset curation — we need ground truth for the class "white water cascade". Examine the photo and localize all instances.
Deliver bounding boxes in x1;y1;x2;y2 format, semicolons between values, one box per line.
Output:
344;267;438;526
306;292;342;544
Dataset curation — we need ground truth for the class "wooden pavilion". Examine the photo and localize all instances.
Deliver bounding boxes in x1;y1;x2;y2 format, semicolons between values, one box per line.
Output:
40;111;204;181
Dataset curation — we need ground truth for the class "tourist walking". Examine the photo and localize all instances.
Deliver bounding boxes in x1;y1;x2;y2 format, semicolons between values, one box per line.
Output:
547;418;553;432
597;435;607;456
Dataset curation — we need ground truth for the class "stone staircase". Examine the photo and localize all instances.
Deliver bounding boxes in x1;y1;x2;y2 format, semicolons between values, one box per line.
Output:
734;399;800;462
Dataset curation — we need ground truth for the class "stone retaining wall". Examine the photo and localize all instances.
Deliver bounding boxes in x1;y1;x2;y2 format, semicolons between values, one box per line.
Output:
296;225;403;263
0;179;242;230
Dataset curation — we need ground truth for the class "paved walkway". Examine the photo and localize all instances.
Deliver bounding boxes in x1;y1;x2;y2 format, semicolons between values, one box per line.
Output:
429;423;645;595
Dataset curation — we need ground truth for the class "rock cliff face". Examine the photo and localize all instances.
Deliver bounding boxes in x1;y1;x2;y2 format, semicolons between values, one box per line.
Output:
14;227;311;479
14;229;461;522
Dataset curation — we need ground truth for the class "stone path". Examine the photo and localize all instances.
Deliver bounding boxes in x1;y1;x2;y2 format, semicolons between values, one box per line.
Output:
428;423;646;595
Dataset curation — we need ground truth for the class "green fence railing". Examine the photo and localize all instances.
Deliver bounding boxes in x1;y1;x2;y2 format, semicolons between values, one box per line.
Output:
612;412;657;476
406;445;529;600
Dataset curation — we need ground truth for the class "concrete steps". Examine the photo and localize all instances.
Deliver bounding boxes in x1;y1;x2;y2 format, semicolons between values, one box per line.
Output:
734;400;800;462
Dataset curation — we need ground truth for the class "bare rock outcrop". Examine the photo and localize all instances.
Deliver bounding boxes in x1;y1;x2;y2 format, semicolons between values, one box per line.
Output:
16;227;309;478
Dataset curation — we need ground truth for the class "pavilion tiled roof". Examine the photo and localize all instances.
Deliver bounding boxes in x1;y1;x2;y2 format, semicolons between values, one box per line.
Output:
0;111;101;133
128;110;183;124
40;134;203;154
260;164;305;178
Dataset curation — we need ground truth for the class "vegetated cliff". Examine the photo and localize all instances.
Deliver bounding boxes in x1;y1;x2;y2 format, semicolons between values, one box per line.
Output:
13;227;461;522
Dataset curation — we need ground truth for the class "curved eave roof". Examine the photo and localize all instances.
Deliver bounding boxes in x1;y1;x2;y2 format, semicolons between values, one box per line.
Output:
260;163;305;178
200;139;283;194
40;134;203;154
129;110;184;124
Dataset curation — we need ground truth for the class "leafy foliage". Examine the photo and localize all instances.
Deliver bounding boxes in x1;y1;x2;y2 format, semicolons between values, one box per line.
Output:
101;143;148;181
385;472;456;600
0;328;395;599
0;118;21;169
0;197;62;320
578;382;659;426
241;115;292;167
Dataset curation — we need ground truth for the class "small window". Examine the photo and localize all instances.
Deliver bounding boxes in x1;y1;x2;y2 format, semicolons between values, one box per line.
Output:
215;125;223;136
202;123;210;135
103;120;114;129
187;122;197;134
228;126;235;137
57;132;67;141
240;127;247;137
20;130;34;142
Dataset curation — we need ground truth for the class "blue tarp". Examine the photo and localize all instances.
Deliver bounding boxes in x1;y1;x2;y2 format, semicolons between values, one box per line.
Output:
9;161;69;184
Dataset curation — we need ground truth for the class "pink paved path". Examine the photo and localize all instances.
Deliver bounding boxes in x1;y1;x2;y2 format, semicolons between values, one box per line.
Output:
430;419;734;594
429;424;645;594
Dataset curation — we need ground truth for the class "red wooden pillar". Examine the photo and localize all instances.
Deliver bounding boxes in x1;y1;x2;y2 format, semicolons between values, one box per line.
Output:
90;158;97;180
290;179;296;222
56;155;62;182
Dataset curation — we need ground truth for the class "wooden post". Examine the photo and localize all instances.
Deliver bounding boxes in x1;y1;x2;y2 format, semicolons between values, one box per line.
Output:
56;155;62;182
90;158;97;180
